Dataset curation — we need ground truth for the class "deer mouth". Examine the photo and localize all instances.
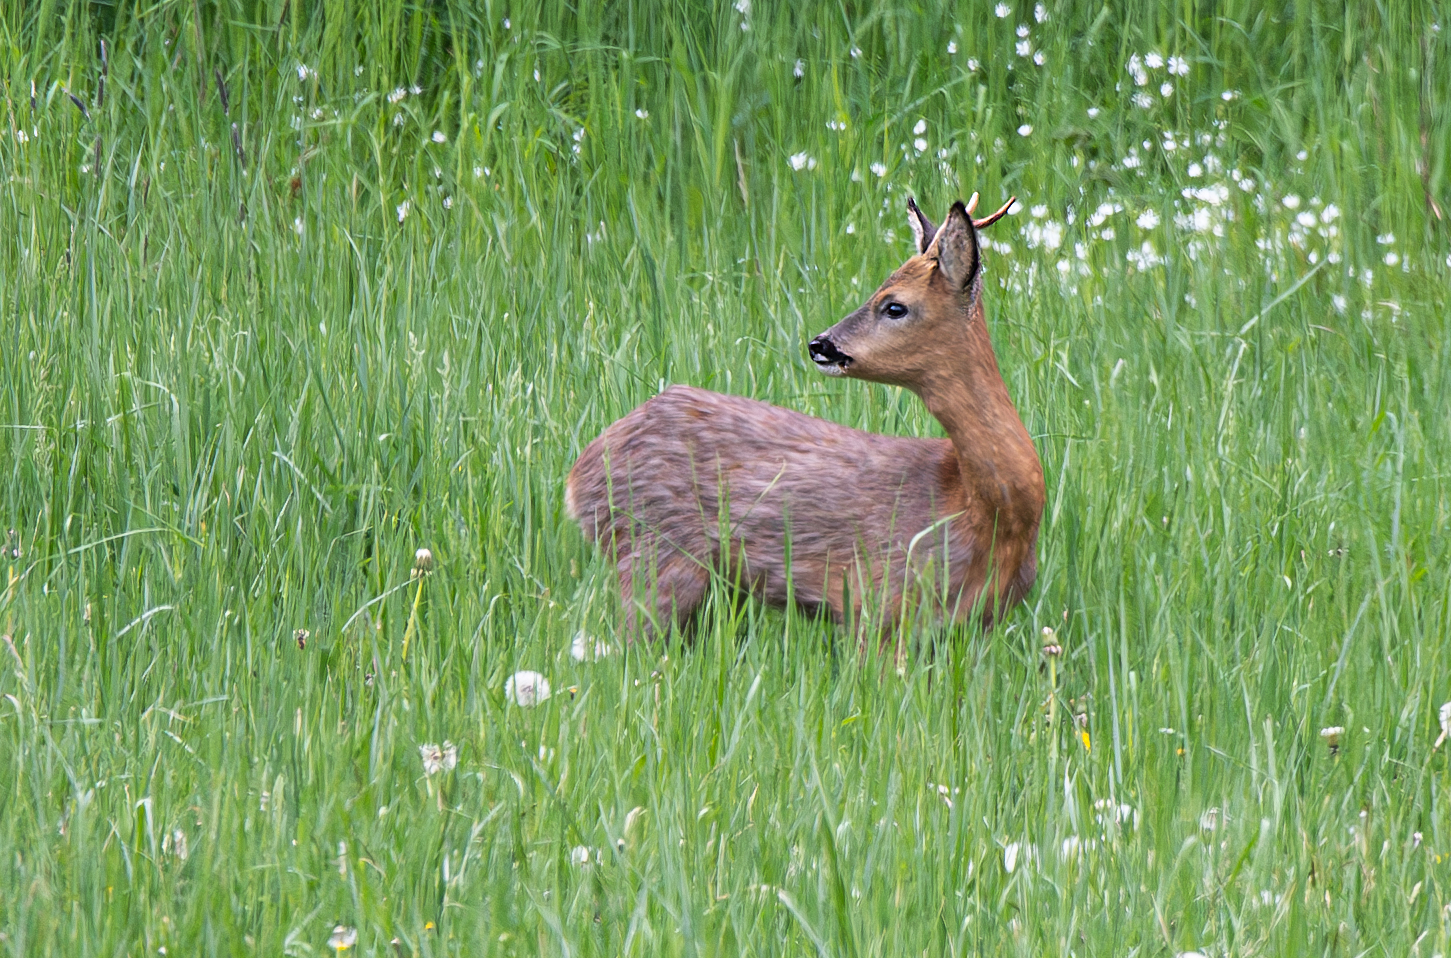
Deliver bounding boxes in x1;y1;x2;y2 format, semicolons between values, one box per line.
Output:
808;336;853;374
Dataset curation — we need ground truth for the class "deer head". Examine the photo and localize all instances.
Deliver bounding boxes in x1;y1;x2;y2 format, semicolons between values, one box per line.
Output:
808;194;1015;390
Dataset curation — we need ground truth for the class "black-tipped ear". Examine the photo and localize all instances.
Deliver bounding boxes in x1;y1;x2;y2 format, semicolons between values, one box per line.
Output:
924;200;981;290
906;197;938;254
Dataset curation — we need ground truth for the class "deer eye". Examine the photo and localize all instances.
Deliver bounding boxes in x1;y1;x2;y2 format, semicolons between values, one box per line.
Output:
882;301;909;319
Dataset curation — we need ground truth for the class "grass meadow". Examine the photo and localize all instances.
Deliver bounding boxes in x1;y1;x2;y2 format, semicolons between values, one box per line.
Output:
2;1;1450;954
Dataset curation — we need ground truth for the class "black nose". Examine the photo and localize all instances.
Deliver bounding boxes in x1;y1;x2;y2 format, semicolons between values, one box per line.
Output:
809;336;850;366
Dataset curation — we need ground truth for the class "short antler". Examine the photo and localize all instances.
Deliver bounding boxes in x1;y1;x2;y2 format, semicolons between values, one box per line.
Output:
972;196;1016;229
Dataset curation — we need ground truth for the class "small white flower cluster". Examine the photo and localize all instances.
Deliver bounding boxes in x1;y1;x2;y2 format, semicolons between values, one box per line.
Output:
788;152;817;171
1126;52;1187;104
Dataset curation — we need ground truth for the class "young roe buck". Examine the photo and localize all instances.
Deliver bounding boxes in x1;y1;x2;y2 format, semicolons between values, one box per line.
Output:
565;194;1044;641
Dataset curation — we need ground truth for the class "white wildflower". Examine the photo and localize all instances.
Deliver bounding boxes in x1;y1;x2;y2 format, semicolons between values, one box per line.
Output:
1033;50;1045;65
994;2;1010;16
1017;123;1033;136
1160;82;1174;98
1187;162;1203;178
635;108;649;119
1086;106;1100;118
1332;294;1348;313
1034;3;1047;21
570;845;593;865
1384;251;1400;267
947;41;958;54
388;87;407;104
1320;203;1340;222
1167;55;1190;75
1282;194;1302;210
1145;52;1164;69
967;57;979;71
1133;92;1154;109
793;59;805;78
431;130;446;143
1015;39;1031;56
913;118;927;135
396;200;411;222
1016;24;1030;37
1437;702;1451;747
789;152;816;171
1376;231;1395;245
870;161;887;177
1136;208;1160;229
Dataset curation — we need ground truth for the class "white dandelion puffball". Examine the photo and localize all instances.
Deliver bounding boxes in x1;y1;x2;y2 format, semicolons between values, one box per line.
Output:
419;741;458;776
506;670;552;706
570;631;613;662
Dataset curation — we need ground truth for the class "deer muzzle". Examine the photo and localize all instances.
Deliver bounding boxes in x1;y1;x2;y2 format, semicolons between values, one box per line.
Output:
808;335;853;374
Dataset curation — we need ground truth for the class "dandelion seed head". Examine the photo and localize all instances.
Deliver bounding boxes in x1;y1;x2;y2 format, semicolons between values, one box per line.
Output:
505;670;552;707
570;632;613;662
328;927;358;951
419;741;458;775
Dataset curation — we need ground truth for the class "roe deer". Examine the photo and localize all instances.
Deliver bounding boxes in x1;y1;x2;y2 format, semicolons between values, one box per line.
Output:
565;194;1044;642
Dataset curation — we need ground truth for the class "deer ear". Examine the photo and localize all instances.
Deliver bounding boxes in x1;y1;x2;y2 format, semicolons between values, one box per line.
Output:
925;200;981;290
906;197;938;254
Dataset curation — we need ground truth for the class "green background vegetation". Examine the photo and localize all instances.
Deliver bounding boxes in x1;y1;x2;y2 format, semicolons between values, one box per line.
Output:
1;0;1449;954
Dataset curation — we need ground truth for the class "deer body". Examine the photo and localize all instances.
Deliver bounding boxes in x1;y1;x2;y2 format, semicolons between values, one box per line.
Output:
566;196;1044;640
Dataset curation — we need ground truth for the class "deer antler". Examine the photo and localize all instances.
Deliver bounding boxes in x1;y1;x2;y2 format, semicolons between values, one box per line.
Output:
972;196;1016;229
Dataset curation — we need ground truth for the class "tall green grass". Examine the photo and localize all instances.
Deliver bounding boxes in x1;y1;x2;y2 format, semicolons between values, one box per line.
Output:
1;1;1448;954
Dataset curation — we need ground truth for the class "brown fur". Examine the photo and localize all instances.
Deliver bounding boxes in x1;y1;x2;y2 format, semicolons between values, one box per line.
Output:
566;198;1045;642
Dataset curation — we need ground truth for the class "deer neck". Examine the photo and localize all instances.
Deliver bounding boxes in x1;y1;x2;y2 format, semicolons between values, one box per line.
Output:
915;316;1043;538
